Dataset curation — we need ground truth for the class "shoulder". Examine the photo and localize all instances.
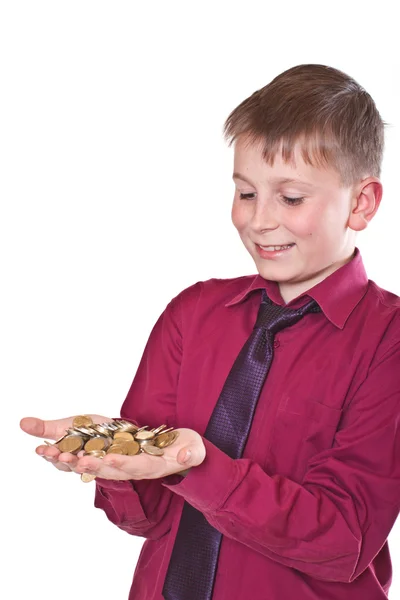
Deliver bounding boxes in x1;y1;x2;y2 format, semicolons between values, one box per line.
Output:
366;279;400;322
165;275;256;340
363;279;400;356
368;278;400;305
170;274;256;312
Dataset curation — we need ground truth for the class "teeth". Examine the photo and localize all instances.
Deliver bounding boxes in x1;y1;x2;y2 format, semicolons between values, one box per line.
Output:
259;244;293;251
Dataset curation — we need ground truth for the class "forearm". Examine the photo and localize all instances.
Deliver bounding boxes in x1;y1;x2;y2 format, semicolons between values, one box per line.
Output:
94;293;187;539
95;476;181;540
163;439;366;583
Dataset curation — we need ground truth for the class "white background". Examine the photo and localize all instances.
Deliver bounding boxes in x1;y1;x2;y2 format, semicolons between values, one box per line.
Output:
1;1;399;598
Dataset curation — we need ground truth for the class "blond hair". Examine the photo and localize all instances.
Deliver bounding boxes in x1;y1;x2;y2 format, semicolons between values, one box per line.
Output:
223;64;385;186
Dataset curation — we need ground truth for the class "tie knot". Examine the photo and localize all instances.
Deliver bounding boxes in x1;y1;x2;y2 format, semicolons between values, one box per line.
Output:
254;289;321;334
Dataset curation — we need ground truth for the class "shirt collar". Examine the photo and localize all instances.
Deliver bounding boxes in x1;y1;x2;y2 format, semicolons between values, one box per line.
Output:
224;247;369;329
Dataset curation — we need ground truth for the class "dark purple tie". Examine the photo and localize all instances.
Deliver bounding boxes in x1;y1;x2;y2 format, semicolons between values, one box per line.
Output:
162;289;321;600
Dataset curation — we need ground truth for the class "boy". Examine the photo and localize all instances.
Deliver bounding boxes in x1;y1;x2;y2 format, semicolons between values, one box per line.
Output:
21;64;400;599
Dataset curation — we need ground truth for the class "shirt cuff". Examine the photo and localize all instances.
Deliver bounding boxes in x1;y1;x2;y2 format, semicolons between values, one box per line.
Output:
162;438;237;511
95;478;134;491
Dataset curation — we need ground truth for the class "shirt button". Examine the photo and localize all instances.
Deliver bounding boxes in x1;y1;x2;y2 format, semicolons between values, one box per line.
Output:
273;340;280;348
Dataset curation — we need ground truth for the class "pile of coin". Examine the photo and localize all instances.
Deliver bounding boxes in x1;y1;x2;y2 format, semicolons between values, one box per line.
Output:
46;415;179;483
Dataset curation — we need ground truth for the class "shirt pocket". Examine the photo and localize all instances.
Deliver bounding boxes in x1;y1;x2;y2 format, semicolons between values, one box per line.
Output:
265;397;343;483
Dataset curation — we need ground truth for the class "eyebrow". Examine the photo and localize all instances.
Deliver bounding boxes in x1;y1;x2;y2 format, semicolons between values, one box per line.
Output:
232;172;314;187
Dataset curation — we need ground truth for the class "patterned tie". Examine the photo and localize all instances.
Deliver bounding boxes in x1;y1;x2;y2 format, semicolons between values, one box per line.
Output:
162;289;321;600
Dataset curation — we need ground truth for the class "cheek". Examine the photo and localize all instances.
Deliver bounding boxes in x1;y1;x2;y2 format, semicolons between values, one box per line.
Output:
285;213;314;237
290;206;329;238
231;202;246;230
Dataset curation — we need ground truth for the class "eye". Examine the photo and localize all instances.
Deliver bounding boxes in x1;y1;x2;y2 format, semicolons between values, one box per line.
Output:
239;192;305;205
282;196;304;206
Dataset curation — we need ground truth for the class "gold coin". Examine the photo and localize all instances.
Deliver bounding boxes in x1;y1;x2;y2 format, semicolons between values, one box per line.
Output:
107;444;128;455
80;472;96;483
124;440;140;455
155;431;179;448
84;437;110;452
114;419;139;432
73;415;93;428
136;438;154;447
151;424;167;435
142;445;164;456
135;430;155;441
108;438;126;447
73;426;94;437
113;431;134;441
168;431;179;443
57;435;84;453
84;450;106;458
90;424;111;436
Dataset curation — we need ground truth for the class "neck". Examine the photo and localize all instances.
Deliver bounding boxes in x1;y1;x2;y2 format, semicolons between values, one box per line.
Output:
278;250;356;304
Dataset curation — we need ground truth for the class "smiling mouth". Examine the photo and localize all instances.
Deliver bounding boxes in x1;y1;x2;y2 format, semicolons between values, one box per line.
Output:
257;243;295;251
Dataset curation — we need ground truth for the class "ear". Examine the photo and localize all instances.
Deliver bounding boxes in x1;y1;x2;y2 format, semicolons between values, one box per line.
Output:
348;177;383;232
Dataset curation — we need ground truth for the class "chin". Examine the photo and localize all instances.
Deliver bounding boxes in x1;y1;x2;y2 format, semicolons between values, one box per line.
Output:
255;266;281;280
255;264;296;282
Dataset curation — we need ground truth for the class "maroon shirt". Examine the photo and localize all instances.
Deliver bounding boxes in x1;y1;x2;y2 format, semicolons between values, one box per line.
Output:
95;247;400;599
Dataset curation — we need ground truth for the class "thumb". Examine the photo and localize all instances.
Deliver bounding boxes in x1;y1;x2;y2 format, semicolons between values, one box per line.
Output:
20;416;75;440
20;414;111;441
176;443;205;467
176;447;192;465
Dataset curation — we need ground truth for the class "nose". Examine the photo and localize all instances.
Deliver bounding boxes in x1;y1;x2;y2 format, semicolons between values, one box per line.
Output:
251;196;279;231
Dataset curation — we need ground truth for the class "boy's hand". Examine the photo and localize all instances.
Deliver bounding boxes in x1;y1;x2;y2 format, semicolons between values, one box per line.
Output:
75;428;205;480
20;415;112;472
20;417;206;479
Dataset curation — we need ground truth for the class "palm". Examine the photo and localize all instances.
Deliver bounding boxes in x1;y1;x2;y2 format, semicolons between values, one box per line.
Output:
20;414;110;473
75;427;205;481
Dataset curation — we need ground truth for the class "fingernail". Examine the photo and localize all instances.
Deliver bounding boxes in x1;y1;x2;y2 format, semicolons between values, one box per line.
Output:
183;450;191;463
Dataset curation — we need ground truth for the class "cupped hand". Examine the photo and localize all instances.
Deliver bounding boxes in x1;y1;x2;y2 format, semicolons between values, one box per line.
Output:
20;414;111;473
73;428;206;480
20;417;206;479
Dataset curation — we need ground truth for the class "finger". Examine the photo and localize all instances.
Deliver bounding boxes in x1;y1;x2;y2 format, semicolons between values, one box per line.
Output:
176;442;205;468
20;414;112;441
80;454;129;473
57;452;80;470
20;417;75;440
176;447;192;465
41;457;72;472
35;445;80;469
35;446;73;472
35;444;61;459
75;456;128;481
77;454;150;481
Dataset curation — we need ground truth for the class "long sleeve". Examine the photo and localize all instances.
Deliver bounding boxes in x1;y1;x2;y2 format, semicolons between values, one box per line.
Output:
163;336;400;582
94;289;185;540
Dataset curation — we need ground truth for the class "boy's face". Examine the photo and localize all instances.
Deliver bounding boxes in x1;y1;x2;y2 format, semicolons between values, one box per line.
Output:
231;135;360;303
